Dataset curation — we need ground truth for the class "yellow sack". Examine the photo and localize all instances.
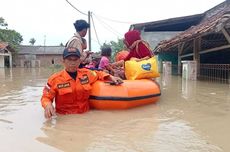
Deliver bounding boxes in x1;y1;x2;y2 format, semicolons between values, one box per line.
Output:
125;57;160;80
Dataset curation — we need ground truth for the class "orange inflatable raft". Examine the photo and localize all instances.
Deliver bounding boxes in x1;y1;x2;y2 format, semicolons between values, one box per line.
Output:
89;79;161;110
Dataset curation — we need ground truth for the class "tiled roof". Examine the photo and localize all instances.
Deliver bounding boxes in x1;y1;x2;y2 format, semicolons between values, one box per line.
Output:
0;42;14;53
0;42;8;50
154;2;230;52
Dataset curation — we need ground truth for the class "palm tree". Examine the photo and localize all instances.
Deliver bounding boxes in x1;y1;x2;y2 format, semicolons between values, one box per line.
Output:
29;38;36;45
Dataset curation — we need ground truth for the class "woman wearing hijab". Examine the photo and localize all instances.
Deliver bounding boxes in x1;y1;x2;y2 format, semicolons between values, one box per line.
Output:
112;30;153;68
123;30;153;61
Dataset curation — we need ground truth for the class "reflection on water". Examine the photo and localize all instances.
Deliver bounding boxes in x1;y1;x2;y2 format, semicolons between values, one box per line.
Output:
152;119;221;152
37;106;158;152
181;78;197;99
0;68;50;116
162;72;172;88
0;68;229;152
0;68;12;81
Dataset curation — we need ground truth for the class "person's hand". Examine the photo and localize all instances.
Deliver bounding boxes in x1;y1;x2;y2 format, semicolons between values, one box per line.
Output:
112;60;124;67
85;50;93;57
44;102;56;119
103;69;110;74
110;63;116;68
109;76;123;85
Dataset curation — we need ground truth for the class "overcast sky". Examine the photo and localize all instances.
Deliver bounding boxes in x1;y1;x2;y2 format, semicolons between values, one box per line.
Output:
0;0;225;51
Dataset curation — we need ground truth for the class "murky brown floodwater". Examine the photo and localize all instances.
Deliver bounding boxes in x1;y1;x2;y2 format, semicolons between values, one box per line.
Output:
0;68;229;152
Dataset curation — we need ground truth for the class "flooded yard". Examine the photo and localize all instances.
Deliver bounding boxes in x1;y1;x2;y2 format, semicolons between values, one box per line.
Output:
0;68;229;152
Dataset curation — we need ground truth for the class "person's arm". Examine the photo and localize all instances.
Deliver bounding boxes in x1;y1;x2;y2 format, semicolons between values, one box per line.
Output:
100;57;116;75
41;80;56;119
104;75;123;85
67;38;82;53
111;60;124;67
44;102;55;119
85;50;93;57
105;64;115;75
89;70;123;85
81;51;93;63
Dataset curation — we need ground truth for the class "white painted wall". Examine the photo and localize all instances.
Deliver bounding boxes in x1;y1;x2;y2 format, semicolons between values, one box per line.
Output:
0;56;4;68
140;31;181;49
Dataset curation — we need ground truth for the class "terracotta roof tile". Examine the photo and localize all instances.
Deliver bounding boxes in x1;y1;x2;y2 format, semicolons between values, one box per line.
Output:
0;42;8;49
155;4;230;52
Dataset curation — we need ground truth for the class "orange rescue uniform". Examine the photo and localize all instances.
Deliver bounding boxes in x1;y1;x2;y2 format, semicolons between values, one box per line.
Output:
41;68;109;114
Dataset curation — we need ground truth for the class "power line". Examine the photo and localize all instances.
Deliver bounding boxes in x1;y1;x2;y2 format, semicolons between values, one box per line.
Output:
64;0;128;48
65;0;87;16
92;13;122;38
91;14;101;47
93;13;134;24
65;0;133;24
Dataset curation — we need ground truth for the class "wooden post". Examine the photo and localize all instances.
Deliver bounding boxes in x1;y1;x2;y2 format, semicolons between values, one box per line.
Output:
178;55;181;75
193;37;201;77
221;27;230;44
178;42;184;75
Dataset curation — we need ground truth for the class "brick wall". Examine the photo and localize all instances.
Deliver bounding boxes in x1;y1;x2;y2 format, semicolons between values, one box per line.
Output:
14;54;63;67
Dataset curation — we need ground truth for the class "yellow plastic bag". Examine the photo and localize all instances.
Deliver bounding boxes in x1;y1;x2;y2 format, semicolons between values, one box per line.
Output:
125;57;160;80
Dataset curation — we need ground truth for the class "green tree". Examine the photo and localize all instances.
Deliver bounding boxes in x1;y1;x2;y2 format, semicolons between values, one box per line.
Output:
101;38;125;61
29;38;36;45
0;17;23;50
0;17;8;28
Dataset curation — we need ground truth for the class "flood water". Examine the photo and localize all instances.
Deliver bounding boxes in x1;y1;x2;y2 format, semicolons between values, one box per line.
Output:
0;68;229;152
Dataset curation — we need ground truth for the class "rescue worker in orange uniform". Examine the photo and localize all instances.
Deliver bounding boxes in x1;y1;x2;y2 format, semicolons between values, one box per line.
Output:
41;47;123;119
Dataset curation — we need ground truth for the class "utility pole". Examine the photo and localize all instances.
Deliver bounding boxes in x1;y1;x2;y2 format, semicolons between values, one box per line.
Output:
44;35;46;58
88;11;91;51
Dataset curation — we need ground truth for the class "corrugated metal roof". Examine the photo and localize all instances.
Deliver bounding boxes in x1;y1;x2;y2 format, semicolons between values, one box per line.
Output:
18;45;65;55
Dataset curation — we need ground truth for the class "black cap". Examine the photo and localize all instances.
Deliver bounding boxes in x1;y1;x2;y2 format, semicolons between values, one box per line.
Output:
63;48;81;59
74;19;90;31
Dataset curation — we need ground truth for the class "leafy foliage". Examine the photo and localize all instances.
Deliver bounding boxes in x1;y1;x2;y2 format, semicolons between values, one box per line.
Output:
0;29;23;50
0;17;23;50
29;38;36;45
0;17;8;28
101;38;126;61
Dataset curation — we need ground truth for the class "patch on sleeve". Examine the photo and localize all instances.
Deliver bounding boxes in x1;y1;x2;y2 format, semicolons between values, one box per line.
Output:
43;83;51;94
57;82;71;89
79;74;89;85
90;70;97;76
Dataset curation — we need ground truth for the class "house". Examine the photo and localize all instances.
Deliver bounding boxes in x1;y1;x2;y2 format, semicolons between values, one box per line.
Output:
129;12;204;73
0;42;13;68
16;45;65;67
130;0;230;82
154;0;230;82
130;14;204;49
